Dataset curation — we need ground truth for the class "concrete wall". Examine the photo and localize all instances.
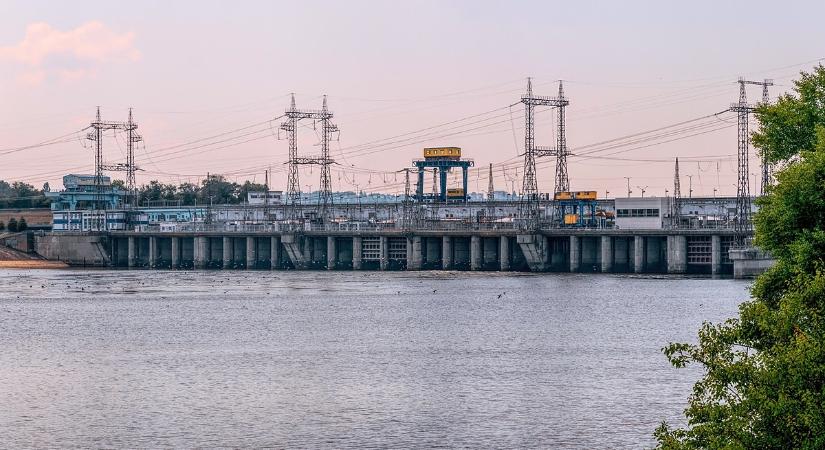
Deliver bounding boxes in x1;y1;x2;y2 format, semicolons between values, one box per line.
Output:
35;233;110;265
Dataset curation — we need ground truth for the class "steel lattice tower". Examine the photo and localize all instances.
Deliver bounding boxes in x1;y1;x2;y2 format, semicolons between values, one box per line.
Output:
124;108;142;208
280;94;339;223
758;80;773;195
730;78;753;247
318;95;338;220
282;94;303;222
487;163;495;218
671;158;681;228
518;78;570;229
87;107;131;215
728;78;773;245
402;168;413;230
554;81;569;193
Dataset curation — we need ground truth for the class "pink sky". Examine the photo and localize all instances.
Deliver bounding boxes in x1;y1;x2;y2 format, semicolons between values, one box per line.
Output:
1;0;823;198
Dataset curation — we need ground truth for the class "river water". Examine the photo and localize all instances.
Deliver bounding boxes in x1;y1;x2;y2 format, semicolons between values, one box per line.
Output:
0;269;748;448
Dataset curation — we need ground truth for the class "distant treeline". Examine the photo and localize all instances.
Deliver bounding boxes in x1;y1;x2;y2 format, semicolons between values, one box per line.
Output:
134;175;267;205
0;180;50;208
0;175;269;208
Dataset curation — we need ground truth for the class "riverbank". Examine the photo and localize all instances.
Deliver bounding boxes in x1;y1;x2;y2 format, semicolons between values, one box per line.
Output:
0;246;68;269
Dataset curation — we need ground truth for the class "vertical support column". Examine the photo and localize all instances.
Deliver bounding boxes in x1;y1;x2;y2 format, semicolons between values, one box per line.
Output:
470;235;482;271
407;236;422;270
327;236;337;270
600;236;613;273
246;236;256;269
711;235;722;276
223;236;232;269
171;237;180;269
442;236;452;270
303;236;312;265
569;235;581;273
352;236;362;270
379;236;389;270
499;236;510;271
667;235;687;274
194;236;208;269
127;236;136;268
634;235;645;273
148;236;158;269
270;236;280;270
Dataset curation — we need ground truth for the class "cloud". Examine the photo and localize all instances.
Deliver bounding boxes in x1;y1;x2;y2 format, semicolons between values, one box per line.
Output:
0;21;140;84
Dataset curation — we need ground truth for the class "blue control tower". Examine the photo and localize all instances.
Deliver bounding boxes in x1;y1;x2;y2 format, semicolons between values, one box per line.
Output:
413;147;474;202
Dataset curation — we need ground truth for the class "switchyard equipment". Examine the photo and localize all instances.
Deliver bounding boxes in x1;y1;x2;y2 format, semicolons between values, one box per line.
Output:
554;191;599;228
414;147;473;202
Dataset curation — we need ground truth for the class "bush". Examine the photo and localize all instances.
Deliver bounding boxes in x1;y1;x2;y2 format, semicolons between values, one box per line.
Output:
18;217;27;231
0;221;4;231
6;217;18;232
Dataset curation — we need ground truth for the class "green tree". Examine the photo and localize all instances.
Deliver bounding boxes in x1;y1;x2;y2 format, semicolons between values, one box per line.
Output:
0;220;5;231
17;217;27;231
237;180;268;203
7;217;18;232
655;66;825;448
198;174;238;205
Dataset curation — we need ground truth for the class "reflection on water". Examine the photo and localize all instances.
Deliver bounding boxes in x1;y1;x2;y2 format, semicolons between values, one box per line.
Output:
0;269;748;448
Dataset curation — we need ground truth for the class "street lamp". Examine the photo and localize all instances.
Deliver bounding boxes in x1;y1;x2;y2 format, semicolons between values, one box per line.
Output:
636;185;648;198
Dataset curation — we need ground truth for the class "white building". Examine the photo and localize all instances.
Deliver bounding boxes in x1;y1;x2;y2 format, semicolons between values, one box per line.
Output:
614;197;668;230
247;191;283;205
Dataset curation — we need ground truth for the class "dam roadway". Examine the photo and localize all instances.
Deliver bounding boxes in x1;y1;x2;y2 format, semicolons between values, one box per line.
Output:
34;228;742;275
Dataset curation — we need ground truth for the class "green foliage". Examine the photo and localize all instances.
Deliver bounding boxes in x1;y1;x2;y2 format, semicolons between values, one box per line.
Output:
135;174;266;205
7;217;18;232
0;220;4;231
753;65;825;164
656;67;825;448
0;179;50;208
17;217;27;232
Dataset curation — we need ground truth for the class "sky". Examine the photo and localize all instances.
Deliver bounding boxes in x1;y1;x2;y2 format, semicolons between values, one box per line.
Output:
1;0;824;198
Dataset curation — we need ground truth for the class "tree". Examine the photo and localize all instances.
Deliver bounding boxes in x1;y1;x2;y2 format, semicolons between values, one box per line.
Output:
0;221;4;231
655;66;825;448
17;217;27;231
237;180;268;203
7;217;18;232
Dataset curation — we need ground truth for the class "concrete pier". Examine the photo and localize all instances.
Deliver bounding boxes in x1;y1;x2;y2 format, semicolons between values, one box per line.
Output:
666;235;687;274
270;236;280;270
222;236;232;269
127;236;136;268
470;235;481;271
327;236;336;270
442;236;452;270
379;236;389;270
634;236;645;273
407;236;422;270
711;235;721;276
246;237;256;269
499;236;510;271
601;236;613;273
148;236;158;268
171;237;180;269
569;235;581;273
352;236;362;270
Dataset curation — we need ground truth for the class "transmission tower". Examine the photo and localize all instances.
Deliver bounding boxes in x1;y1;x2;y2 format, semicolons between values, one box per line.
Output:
487;163;495;218
87;107;131;217
757;80;773;195
671;158;681;229
280;94;339;223
124;108;142;208
401;168;414;230
518;78;570;229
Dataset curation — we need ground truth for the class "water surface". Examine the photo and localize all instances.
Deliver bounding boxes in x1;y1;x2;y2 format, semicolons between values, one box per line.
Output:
0;270;748;448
